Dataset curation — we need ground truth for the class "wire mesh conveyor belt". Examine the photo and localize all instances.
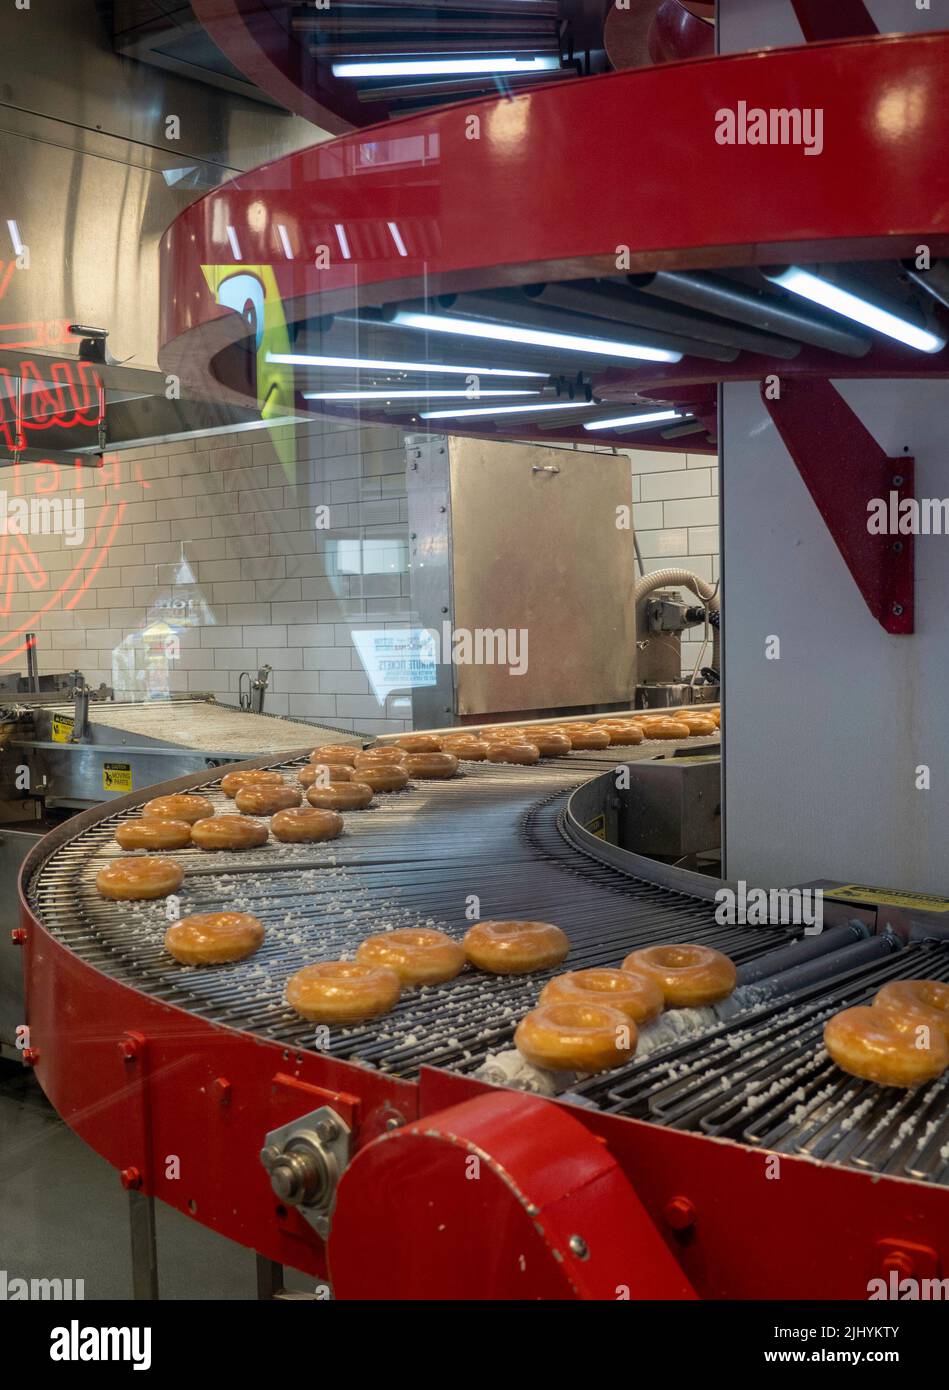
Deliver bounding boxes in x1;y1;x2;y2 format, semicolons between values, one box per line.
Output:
573;939;949;1187
25;748;949;1188
26;746;779;1073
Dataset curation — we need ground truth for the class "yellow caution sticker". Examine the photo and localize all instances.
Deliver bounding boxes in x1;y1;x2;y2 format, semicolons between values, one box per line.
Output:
51;714;74;743
585;813;607;840
831;884;949;913
103;763;133;793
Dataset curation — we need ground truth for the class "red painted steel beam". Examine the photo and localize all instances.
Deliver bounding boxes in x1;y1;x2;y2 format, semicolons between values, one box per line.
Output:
791;0;878;42
761;377;914;634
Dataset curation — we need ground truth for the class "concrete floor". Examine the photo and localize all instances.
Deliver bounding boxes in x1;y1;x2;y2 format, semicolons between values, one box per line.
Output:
0;1061;315;1299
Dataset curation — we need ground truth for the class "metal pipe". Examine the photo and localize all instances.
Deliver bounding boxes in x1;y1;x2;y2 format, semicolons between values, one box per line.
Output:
25;631;38;694
388;293;739;362
524;281;802;359
735;922;870;986
745;932;901;1000
628;270;872;357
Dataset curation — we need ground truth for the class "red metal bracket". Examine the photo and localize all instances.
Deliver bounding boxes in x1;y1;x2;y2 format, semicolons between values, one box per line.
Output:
761;378;914;634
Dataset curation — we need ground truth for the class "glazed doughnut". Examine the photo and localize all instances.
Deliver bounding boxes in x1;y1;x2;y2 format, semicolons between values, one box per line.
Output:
309;746;358;766
164;912;264;965
622;943;736;1007
464;919;569;974
645;718;691;740
357;927;465;986
562;728;611;750
271;806;344;843
96;856;184;901
219;769;285;798
234;784;302;815
515;1000;637;1073
678;714;717;735
824;1005;949;1087
394;734;442;752
531;732;572;756
358;766;410;793
142;793;214;824
601;723;644;746
873;979;949;1044
486;741;540;765
306;781;374;811
115;818;192;851
355;747;407;766
300;763;353;787
286;960;401;1024
540;967;664;1025
191;815;269;851
403;751;459;779
439;737;490;761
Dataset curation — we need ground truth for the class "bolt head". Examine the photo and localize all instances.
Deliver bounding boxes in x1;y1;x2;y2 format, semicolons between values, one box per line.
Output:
568;1234;589;1260
10;928;26;945
119;1039;138;1061
663;1195;696;1231
21;1047;39;1066
120;1167;142;1191
892;603;905;616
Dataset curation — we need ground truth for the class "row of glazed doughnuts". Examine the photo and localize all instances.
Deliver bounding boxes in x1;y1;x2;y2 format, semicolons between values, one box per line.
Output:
823;979;949;1088
284;920;572;1023
514;942;737;1074
374;710;720;766
94;743;463;900
159;917;571;1007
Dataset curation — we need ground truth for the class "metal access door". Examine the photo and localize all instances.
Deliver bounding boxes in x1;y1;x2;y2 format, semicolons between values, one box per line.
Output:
407;434;636;723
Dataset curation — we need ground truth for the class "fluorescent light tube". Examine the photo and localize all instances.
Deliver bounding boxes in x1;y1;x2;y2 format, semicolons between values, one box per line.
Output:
765;266;946;354
393;310;682;364
303;389;539;401
583;410;682;431
266;351;547;379
420;401;593;420
333;57;561;78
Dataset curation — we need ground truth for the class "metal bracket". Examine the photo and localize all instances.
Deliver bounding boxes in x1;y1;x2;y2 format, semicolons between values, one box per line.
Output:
761;378;914;634
261;1106;351;1241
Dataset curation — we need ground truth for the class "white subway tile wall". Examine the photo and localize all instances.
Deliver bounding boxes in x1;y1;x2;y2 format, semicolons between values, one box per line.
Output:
9;418;415;735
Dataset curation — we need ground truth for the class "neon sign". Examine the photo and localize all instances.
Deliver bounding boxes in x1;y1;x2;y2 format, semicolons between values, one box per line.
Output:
0;357;105;452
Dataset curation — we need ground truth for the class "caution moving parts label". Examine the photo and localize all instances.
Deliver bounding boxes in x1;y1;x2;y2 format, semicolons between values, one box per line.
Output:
830;884;949;914
103;763;132;793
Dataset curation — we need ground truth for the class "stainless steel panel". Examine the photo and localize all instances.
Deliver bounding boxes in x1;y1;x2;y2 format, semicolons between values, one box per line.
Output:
447;436;636;714
620;756;721;858
405;434;457;728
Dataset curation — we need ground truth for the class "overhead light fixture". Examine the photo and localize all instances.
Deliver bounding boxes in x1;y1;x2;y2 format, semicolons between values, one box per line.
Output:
420;401;593;420
335;224;352;260
303;389;539;401
267;351;547;379
225;225;242;260
763;266;946;354
333;57;561;78
387;222;408;258
583;410;683;431
392;310;683;364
